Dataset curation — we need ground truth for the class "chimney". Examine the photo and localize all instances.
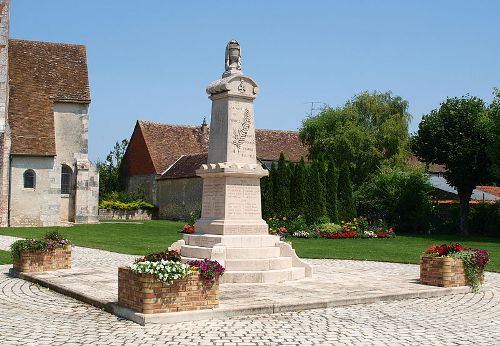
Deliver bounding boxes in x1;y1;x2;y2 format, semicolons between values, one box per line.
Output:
201;116;208;134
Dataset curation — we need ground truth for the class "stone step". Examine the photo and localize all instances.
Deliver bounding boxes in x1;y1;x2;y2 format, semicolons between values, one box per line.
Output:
184;234;279;248
225;246;281;259
224;257;293;271
180;245;213;259
221;267;306;284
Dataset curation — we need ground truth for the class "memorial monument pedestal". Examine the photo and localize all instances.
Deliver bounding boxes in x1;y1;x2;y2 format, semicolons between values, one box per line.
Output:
170;40;312;283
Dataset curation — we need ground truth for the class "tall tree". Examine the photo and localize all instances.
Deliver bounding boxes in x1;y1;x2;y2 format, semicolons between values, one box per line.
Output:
411;95;491;236
325;159;339;223
291;158;307;217
260;173;274;220
337;162;356;222
486;88;500;182
96;138;129;198
275;153;291;216
300;91;411;186
305;161;327;224
269;162;278;216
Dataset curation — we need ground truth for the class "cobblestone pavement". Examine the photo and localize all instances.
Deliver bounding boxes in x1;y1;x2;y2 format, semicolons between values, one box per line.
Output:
1;235;500;345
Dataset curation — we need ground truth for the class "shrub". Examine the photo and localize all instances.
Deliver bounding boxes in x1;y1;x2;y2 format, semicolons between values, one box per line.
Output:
10;235;71;259
99;200;155;211
355;167;433;233
135;250;181;263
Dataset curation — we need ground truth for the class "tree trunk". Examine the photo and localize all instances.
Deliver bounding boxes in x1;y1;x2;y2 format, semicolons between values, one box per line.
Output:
457;189;472;237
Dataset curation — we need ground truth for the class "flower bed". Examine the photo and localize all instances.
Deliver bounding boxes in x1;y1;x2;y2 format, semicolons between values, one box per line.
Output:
267;216;396;240
420;243;489;291
118;250;224;314
11;232;71;272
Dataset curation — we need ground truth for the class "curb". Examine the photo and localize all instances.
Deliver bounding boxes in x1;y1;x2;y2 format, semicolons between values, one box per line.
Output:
9;268;473;325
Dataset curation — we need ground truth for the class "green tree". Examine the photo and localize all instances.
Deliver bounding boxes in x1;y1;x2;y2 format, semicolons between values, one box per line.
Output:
269;162;278;216
305;161;326;224
337;162;356;222
260;171;274;219
325;159;339;223
355;167;433;232
486;88;500;182
300;91;411;186
96;139;129;198
274;153;291;216
411;95;491;236
290;158;307;218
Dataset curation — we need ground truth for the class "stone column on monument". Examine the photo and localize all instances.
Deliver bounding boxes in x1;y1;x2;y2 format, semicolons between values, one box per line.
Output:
171;39;312;283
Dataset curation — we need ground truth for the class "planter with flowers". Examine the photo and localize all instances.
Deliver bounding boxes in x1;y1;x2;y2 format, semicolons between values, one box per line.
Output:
118;250;225;314
10;232;71;272
420;243;489;291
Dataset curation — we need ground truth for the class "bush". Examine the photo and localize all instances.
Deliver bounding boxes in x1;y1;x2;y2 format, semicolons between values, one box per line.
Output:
355;168;433;233
99;200;155;211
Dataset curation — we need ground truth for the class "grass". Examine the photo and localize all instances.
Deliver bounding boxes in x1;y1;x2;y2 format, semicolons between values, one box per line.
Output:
292;234;500;272
0;221;498;272
0;220;184;256
0;250;11;264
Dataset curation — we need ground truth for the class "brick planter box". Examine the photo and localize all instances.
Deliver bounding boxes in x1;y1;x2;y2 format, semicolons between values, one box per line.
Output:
420;256;483;287
13;246;72;272
118;267;219;314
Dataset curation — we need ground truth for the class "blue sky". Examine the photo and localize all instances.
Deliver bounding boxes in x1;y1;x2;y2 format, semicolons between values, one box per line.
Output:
10;1;500;161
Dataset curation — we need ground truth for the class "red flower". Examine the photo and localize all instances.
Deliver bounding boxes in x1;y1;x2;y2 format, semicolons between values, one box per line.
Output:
436;244;450;256
451;243;465;252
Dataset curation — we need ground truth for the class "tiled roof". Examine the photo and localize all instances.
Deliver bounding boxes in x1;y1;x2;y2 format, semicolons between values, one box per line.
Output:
255;129;308;162
137;121;209;174
407;155;446;173
476;186;500;198
8;39;90;155
160;153;208;179
128;121;308;175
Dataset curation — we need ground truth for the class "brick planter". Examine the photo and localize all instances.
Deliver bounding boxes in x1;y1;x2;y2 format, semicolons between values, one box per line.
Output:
118;267;219;314
420;256;483;287
13;245;72;272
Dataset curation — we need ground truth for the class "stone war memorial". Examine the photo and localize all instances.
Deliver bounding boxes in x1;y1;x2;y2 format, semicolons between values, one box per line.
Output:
171;40;312;283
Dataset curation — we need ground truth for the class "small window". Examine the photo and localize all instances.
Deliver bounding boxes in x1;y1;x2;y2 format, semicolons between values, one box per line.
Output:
23;169;36;188
61;165;72;194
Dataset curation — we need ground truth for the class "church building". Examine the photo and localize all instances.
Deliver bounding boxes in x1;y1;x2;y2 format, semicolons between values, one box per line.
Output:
0;1;99;227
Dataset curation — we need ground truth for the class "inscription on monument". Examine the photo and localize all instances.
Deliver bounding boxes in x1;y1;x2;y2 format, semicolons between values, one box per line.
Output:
201;181;225;218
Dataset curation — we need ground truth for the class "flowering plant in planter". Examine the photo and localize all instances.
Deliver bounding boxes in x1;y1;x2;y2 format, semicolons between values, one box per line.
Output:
423;243;490;291
134;249;181;263
188;259;225;283
129;259;192;284
180;224;195;234
10;231;71;259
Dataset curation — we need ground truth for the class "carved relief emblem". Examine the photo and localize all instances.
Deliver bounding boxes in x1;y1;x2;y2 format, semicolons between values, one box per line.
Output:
232;109;251;152
238;79;246;93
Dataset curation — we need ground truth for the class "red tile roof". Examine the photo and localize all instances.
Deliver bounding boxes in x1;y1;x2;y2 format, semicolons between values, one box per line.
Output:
8;39;90;155
160;153;208;179
476;186;500;198
123;121;308;176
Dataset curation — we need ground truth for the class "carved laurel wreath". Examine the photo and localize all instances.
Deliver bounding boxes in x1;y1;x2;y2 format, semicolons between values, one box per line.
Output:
232;109;251;152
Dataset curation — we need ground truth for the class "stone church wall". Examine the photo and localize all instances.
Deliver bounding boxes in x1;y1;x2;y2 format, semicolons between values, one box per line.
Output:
157;177;202;220
0;0;10;227
9;156;60;227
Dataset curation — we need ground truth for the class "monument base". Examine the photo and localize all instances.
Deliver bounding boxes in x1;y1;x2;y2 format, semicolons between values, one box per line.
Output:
170;234;313;284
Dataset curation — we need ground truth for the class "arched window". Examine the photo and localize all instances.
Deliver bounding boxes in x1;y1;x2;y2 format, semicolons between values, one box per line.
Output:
61;165;72;194
23;169;36;188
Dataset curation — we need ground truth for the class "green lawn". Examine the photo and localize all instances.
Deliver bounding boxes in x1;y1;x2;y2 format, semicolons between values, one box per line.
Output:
0;220;184;256
292;235;500;272
0;250;11;264
0;220;498;272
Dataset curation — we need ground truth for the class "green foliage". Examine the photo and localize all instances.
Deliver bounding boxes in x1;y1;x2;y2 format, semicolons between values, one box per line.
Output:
325;159;339;223
99;200;155;210
275;153;291;216
486;88;500;182
135;249;182;263
317;223;343;232
355;168;433;232
450;250;483;292
411;95;491;235
337;163;356;222
96;139;129;199
300;91;411;186
305;161;327;224
44;231;65;242
290;158;307;218
260;174;274;220
101;190;145;203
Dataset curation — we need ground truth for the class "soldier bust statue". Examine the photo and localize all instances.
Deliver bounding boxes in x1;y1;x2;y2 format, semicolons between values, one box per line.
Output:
223;39;242;77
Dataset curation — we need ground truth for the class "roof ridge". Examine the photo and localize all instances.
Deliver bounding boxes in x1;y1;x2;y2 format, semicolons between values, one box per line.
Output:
138;120;201;129
9;38;86;48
